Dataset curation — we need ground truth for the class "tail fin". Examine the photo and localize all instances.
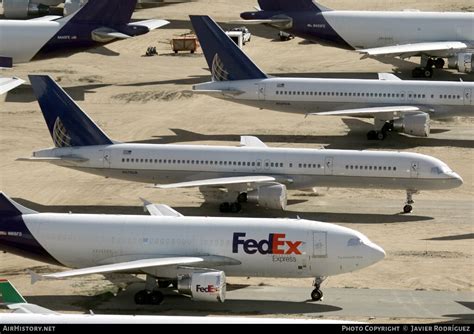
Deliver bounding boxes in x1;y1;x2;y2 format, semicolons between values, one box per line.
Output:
257;0;330;12
190;15;267;81
0;280;27;304
61;0;137;27
0;192;37;217
29;75;113;148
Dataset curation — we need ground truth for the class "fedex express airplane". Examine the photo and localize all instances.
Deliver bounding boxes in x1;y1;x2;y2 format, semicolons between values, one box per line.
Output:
19;75;463;214
238;0;474;78
0;0;169;64
0;280;355;323
0;193;385;304
191;15;474;141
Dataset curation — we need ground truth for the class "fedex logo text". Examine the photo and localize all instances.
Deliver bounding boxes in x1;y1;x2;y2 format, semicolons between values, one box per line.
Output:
196;285;218;293
232;232;302;255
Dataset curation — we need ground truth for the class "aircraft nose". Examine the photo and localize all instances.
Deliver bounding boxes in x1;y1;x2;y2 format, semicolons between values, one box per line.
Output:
450;172;464;187
368;242;386;263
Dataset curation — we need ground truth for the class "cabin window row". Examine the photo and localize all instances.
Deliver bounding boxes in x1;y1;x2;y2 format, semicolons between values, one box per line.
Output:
275;90;463;100
121;158;261;167
275;91;406;98
346;164;397;171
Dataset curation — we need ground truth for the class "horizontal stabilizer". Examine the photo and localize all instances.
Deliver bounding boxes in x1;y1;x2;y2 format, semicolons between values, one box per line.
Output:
0;279;56;314
359;41;467;58
378;73;401;81
307;106;423;117
0;193;37;216
140;198;183;217
130;19;170;30
93;29;132;40
191;89;245;96
155;175;277;189
30;257;205;281
228;18;292;27
0;77;25;95
17;156;89;163
240;136;267;148
28;15;62;21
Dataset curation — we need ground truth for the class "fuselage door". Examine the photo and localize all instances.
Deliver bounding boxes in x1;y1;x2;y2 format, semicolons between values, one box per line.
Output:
312;231;327;258
464;88;472;105
103;150;112;168
258;83;265;101
410;161;419;178
324;157;334;175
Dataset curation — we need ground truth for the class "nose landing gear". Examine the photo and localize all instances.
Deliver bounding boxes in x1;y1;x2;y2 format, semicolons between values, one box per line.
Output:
403;190;418;213
311;276;326;301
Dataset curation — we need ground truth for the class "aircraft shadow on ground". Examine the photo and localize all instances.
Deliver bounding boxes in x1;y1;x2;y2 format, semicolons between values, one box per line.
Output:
25;292;343;315
5;83;110;103
13;198;433;224
117;74;209;87
423;233;474;241
129;126;474;150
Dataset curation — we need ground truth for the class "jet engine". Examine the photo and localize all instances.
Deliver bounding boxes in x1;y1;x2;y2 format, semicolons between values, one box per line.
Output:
393;113;430;137
177;271;226;302
448;53;473;73
2;0;64;18
247;184;287;210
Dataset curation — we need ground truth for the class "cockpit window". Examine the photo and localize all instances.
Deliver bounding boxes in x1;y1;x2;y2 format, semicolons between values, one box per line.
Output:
347;238;363;246
431;167;442;174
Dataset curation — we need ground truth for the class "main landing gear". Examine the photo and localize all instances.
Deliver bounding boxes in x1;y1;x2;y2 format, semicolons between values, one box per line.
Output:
311;276;326;301
134;275;168;305
367;121;393;140
403;190;418;214
219;192;247;213
412;57;445;78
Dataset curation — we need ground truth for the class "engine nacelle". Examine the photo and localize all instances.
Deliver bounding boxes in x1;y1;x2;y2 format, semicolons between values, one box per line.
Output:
2;0;63;18
393;113;430;137
448;53;473;73
177;271;226;303
247;184;287;210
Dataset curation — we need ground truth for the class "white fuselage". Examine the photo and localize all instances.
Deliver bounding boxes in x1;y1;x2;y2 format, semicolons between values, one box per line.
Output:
0;20;64;63
33;143;463;191
323;11;473;50
194;78;474;118
21;213;385;278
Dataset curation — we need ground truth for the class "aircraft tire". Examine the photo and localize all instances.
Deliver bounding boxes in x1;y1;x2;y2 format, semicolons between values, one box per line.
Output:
311;289;323;301
403;205;413;213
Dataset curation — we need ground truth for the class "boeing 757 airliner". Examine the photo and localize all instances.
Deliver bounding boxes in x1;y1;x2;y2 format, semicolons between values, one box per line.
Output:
191;15;473;141
18;75;462;213
238;0;474;77
0;193;385;303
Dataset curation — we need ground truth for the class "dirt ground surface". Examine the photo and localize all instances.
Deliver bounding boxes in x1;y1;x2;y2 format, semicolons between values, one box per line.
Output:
0;0;473;324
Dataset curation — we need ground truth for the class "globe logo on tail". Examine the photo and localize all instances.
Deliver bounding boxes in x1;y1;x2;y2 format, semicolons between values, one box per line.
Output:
211;53;229;81
52;117;72;147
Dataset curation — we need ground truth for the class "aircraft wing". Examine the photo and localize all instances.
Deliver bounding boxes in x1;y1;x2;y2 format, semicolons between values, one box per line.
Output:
0;77;25;95
155;175;277;189
307;106;424;118
130;19;170;30
29;257;205;282
140;198;183;217
359;41;468;58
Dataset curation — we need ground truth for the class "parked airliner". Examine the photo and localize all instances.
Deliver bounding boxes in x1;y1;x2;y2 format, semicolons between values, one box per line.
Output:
0;0;169;64
191;15;474;141
0;193;385;303
20;75;462;213
0;280;353;323
238;0;474;77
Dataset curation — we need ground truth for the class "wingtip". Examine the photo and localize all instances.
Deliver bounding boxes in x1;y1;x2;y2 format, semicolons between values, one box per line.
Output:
27;269;44;285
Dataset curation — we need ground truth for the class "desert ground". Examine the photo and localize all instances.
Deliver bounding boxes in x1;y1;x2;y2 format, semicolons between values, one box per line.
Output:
0;0;473;323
